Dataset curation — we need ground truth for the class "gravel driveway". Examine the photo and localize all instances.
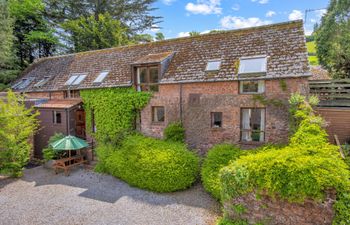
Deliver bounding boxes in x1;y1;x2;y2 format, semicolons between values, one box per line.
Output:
0;166;219;225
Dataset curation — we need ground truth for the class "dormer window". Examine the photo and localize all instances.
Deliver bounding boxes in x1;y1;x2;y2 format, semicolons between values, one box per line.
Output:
239;56;267;75
206;60;221;71
93;71;109;84
136;66;159;92
65;73;87;86
12;77;34;90
34;76;50;88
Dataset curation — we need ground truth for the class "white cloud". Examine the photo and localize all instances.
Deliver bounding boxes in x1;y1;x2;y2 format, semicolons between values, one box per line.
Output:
316;9;327;18
252;0;269;4
266;10;276;17
288;10;303;21
178;32;190;37
232;4;240;11
185;0;222;15
220;16;272;29
162;0;176;5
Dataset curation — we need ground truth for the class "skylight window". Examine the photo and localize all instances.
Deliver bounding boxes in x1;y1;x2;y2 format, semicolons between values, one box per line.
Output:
65;73;87;86
12;78;33;90
239;57;267;74
93;71;109;83
34;76;50;88
206;60;221;71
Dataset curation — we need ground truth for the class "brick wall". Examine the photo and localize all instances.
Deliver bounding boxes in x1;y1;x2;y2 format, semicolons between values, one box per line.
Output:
25;91;65;100
141;77;308;152
223;191;335;225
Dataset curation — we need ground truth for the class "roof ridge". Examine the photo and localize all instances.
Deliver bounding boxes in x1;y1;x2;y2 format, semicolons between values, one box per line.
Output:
34;20;303;61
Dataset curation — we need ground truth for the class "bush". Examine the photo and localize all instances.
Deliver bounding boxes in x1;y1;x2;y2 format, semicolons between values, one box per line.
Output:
201;144;243;200
97;134;199;192
42;133;65;161
164;122;185;143
220;93;350;224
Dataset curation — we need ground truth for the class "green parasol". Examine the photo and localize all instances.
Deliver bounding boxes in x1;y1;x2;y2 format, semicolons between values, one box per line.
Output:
50;135;89;151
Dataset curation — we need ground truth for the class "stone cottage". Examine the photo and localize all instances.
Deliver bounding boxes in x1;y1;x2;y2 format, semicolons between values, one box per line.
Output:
11;20;310;157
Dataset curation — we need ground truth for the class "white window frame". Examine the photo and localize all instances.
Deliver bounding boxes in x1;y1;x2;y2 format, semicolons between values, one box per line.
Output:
241;108;265;142
152;106;165;123
205;60;221;71
93;71;109;83
239;56;267;74
240;80;265;94
65;73;87;86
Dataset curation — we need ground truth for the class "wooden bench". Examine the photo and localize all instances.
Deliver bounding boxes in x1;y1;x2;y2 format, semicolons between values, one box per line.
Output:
53;155;87;176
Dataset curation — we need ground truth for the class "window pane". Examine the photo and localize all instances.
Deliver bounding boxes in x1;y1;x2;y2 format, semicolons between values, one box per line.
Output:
65;75;78;85
149;67;159;83
153;107;165;122
242;81;259;93
211;112;222;128
139;68;147;83
241;108;265;142
206;60;221;71
239;57;267;74
72;75;87;85
56;113;62;124
94;71;109;83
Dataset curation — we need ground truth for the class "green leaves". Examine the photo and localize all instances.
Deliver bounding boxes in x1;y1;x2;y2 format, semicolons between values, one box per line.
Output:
164;122;185;143
97;134;199;192
0;90;39;177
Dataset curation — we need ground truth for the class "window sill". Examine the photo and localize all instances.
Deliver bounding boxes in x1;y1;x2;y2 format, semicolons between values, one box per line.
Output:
211;127;223;131
239;92;265;95
151;122;165;126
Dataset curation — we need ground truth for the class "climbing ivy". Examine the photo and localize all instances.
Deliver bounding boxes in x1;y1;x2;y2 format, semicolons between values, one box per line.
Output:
80;87;151;143
252;94;285;107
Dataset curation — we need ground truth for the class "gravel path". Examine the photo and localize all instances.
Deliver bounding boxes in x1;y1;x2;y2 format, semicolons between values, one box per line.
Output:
0;166;220;225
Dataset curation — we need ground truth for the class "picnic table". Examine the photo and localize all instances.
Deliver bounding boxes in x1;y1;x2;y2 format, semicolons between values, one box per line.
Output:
53;154;87;176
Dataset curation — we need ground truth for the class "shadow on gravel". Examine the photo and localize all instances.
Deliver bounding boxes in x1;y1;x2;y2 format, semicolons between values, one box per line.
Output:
20;166;220;213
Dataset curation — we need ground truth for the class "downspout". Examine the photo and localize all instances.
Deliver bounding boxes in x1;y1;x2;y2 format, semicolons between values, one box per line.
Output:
66;108;70;135
180;84;183;123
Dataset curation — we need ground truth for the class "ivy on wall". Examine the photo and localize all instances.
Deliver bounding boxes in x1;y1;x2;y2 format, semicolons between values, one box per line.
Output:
80;87;151;143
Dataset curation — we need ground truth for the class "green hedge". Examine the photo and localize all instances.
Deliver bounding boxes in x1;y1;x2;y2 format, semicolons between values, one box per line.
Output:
219;94;350;224
96;134;199;192
164;122;185;143
201;144;243;200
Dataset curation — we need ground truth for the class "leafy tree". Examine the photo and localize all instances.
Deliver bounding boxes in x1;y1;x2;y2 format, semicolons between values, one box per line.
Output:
133;33;154;43
189;31;200;36
44;0;161;33
155;32;164;41
9;0;59;67
0;0;18;90
0;90;39;177
315;0;350;78
62;13;131;52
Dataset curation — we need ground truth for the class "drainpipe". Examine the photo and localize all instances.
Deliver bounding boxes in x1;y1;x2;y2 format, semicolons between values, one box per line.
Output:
66;108;70;135
180;84;183;123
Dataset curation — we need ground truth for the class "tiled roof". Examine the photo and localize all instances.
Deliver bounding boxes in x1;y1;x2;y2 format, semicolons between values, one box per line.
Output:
309;66;330;80
35;99;82;109
13;20;310;92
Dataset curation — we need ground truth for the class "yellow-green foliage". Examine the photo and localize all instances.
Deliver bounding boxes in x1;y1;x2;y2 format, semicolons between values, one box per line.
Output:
220;93;350;223
0;90;39;177
307;41;319;65
97;134;199;192
201;144;243;200
164;122;185;143
80;88;151;143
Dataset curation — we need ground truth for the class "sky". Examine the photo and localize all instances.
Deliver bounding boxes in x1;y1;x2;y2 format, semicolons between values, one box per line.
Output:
146;0;330;38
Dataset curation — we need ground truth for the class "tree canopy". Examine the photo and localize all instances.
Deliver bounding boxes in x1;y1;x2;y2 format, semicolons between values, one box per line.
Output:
315;0;350;78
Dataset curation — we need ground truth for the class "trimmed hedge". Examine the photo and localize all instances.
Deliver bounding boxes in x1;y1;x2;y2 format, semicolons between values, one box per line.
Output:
201;144;243;200
96;134;199;192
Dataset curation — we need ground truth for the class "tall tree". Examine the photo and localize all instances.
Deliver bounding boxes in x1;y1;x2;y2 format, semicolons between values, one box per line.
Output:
62;13;131;52
0;0;18;90
44;0;161;33
315;0;350;78
9;0;59;67
155;32;164;41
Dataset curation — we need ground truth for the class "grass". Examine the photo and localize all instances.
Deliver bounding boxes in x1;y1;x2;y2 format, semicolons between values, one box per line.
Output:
306;41;319;66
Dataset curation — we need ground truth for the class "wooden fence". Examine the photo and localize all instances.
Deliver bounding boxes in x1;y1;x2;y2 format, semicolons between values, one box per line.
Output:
309;79;350;107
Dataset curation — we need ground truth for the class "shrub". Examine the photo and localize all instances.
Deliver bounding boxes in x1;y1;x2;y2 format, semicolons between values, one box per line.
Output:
98;134;199;192
42;133;65;161
201;144;243;200
164;122;185;143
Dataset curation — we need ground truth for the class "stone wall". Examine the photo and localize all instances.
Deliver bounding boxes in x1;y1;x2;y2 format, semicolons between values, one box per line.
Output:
223;191;335;225
140;77;308;153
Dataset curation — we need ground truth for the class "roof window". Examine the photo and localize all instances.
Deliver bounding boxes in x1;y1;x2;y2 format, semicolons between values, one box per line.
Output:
34;76;50;88
93;71;109;83
65;73;87;86
239;56;267;74
206;60;221;71
12;78;33;90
